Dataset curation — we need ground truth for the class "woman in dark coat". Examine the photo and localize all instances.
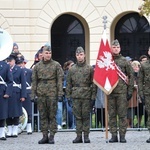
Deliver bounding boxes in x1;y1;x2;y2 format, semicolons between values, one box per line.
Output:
0;60;13;140
17;56;32;134
6;54;26;137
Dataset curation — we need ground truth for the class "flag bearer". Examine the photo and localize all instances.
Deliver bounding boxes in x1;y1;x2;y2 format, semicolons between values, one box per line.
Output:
108;40;134;143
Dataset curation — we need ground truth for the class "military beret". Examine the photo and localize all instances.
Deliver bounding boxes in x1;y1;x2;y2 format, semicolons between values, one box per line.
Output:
76;46;85;54
111;39;120;46
43;45;52;52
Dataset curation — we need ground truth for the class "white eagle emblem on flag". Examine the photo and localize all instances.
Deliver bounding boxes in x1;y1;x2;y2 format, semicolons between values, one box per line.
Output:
97;51;115;71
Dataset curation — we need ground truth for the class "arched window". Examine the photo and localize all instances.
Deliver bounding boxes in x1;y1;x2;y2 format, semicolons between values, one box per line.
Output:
51;14;85;65
115;13;150;59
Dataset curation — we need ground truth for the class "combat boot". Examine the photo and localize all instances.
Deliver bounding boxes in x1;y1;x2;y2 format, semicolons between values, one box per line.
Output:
109;135;118;143
146;138;150;143
49;135;55;144
38;132;48;144
84;135;90;143
120;135;127;143
73;135;83;143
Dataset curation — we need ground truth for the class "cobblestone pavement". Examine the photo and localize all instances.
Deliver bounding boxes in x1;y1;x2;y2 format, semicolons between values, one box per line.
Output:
0;130;150;150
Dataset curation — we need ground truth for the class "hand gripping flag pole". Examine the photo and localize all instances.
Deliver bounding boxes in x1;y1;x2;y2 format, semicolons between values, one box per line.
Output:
93;16;119;143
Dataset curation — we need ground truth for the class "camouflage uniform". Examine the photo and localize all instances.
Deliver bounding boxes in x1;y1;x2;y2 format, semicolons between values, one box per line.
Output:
31;53;63;143
138;58;150;143
66;47;97;143
108;54;134;139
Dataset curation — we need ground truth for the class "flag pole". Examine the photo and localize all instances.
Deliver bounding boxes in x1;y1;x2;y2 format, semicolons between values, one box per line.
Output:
102;15;109;143
104;93;109;143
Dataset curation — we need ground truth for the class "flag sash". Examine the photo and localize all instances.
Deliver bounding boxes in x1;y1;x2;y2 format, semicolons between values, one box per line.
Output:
114;64;128;84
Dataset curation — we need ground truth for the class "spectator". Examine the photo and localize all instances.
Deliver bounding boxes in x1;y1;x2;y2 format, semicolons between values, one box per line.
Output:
12;42;19;53
125;56;132;64
94;88;105;128
127;61;140;128
30;46;43;69
135;55;149;128
62;60;76;129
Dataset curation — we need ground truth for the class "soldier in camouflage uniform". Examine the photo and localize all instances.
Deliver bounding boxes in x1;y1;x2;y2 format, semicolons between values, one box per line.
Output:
66;46;97;143
108;40;134;143
31;45;63;144
138;52;150;143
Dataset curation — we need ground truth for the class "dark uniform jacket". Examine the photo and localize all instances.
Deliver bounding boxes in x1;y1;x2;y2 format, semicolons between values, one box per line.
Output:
8;65;27;117
0;61;13;120
22;67;32;115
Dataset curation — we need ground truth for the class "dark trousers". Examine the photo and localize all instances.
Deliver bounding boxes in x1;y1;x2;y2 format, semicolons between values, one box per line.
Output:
6;117;19;126
0;119;5;127
95;108;105;128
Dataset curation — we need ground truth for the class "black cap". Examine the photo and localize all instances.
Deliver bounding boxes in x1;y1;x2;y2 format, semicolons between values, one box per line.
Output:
7;53;17;62
16;56;25;64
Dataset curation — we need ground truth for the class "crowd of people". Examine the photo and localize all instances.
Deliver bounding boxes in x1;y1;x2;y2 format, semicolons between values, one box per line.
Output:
0;40;150;144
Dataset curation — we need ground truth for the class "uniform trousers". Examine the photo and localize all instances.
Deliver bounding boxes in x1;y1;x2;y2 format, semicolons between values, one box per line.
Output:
73;99;91;136
108;93;128;136
145;94;150;131
37;96;57;136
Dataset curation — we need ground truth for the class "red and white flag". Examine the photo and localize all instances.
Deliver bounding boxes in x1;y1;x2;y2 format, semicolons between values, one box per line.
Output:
93;30;118;95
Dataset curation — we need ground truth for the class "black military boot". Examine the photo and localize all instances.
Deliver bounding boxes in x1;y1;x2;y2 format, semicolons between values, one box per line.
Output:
73;135;83;143
49;135;55;144
109;135;118;143
84;135;90;143
38;133;48;144
120;135;127;143
146;138;150;143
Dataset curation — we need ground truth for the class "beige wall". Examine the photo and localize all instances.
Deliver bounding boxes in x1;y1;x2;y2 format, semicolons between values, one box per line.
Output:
0;0;142;68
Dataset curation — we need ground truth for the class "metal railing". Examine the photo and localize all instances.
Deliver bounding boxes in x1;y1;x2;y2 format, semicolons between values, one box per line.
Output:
31;102;148;132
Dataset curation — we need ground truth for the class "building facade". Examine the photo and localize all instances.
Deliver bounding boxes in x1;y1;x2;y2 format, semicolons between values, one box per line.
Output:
0;0;149;67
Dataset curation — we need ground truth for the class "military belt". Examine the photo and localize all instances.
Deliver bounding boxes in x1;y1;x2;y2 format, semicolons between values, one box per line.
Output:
0;81;7;86
26;86;31;90
73;84;91;87
39;79;54;84
0;76;7;86
13;81;21;89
